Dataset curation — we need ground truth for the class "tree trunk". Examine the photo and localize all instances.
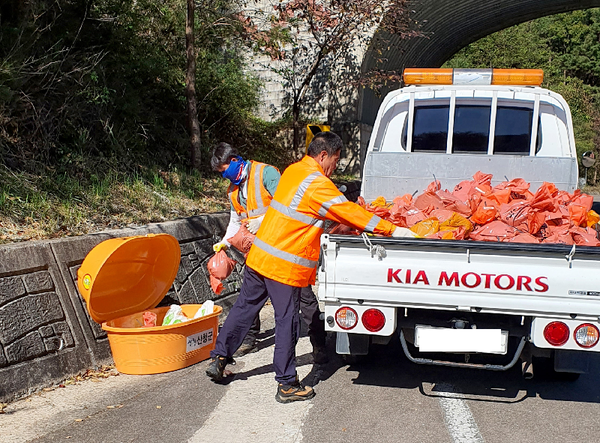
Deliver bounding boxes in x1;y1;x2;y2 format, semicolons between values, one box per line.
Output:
292;100;301;157
186;0;201;168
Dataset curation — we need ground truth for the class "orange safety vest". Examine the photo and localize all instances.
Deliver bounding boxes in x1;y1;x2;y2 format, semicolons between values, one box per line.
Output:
228;161;275;220
246;156;396;287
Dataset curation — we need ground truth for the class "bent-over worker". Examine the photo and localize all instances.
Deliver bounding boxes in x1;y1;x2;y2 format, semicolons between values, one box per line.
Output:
206;132;417;403
210;142;327;362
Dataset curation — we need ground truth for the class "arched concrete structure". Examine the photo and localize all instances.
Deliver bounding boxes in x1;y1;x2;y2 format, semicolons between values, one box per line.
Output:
359;0;600;126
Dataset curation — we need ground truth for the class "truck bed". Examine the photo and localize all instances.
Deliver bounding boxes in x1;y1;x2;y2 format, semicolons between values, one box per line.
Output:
319;234;600;321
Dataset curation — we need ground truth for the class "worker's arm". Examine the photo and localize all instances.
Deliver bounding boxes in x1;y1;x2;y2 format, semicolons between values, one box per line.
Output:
214;208;242;251
308;177;396;236
262;165;281;196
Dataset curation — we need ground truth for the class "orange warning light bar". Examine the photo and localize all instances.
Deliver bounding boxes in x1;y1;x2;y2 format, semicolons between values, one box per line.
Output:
491;69;544;86
403;68;453;85
403;68;544;86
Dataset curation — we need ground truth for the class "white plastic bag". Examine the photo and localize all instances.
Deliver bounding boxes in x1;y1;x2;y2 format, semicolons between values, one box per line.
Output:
194;300;214;319
162;304;189;326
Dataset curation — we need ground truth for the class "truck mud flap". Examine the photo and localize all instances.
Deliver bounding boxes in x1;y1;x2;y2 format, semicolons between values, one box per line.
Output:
399;330;526;371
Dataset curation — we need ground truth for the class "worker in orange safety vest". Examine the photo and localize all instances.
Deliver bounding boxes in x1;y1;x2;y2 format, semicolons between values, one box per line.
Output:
206;132;417;403
210;142;328;362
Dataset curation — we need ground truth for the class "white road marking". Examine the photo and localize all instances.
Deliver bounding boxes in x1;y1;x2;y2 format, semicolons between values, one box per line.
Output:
436;383;485;443
188;336;314;443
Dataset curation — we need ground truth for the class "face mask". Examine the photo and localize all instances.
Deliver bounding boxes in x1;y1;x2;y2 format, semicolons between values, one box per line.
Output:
222;156;246;185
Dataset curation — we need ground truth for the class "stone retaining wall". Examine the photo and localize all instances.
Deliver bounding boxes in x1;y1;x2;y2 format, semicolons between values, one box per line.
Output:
0;213;243;402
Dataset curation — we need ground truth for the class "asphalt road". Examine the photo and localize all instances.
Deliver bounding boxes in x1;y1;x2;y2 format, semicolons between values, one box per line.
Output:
3;305;600;443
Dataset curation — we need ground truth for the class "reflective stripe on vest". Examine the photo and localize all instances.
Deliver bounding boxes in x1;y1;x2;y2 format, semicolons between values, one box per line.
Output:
364;214;383;232
228;186;247;218
317;195;348;217
289;172;321;211
248;162;267;217
228;161;272;219
270;200;325;229
253;238;318;268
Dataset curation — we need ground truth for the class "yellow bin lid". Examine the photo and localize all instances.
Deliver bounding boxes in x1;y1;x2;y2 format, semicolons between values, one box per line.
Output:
77;234;181;324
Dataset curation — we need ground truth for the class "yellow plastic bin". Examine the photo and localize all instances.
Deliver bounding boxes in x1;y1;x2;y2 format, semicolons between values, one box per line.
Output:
77;233;221;375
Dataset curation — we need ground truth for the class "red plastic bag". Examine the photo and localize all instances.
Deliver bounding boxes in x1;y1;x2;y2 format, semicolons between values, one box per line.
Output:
436;190;472;216
541;225;574;245
328;223;360;235
414;191;445;212
143;311;157;327
509;233;540;244
401;206;427;227
207;250;237;295
227;224;255;254
430;209;455;223
568;204;588;227
470;221;517;242
485;189;512;206
493;177;530;194
570;227;600;246
531;184;557;212
470;199;498;225
499;201;544;234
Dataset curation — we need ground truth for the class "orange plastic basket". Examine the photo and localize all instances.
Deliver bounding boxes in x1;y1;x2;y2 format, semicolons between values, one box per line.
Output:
77;234;220;375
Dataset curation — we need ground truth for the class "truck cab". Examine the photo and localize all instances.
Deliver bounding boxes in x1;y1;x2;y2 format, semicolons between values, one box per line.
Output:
362;68;578;202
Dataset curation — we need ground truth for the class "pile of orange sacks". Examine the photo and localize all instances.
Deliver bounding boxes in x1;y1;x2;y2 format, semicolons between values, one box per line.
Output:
351;171;600;246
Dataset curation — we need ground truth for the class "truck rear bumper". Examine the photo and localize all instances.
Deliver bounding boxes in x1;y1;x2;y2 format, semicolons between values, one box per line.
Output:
400;330;527;371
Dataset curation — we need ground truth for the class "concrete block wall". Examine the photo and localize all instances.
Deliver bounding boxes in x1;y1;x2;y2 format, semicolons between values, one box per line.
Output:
0;213;244;402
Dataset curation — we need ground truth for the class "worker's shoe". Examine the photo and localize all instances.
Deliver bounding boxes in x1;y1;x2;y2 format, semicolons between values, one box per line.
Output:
312;346;329;365
275;379;316;403
206;355;234;381
233;340;258;358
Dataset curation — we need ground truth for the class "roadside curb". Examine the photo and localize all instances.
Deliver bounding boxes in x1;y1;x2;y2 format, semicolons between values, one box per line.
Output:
0;213;243;403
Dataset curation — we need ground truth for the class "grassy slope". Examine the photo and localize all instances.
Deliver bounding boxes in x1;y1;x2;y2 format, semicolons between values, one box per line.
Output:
0;165;229;243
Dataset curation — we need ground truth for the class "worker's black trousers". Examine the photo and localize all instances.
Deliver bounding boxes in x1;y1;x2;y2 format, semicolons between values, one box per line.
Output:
243;285;326;349
211;266;302;384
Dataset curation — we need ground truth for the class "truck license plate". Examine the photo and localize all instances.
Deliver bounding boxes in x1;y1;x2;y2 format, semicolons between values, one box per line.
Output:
415;325;508;354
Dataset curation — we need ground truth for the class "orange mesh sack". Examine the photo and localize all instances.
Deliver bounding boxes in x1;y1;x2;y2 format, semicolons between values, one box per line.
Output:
207;250;237;294
227;224;255;254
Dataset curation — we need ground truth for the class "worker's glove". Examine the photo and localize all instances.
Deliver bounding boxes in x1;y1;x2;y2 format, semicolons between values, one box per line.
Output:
213;241;228;252
246;215;264;235
392;226;419;238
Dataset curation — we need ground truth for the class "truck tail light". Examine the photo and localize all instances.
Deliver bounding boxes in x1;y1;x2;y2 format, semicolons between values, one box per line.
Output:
362;309;385;332
335;307;358;330
543;321;569;346
574;323;599;348
403;68;544;86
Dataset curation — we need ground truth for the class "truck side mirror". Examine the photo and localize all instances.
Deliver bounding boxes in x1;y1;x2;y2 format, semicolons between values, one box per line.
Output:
582;151;596;168
580;151;596;187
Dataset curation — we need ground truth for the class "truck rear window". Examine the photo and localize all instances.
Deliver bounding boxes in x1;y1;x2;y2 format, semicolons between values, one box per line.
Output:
405;103;537;154
412;105;448;152
494;106;533;155
453;105;490;153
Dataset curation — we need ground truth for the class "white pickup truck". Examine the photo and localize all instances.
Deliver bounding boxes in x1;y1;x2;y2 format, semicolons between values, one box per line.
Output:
319;68;600;379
